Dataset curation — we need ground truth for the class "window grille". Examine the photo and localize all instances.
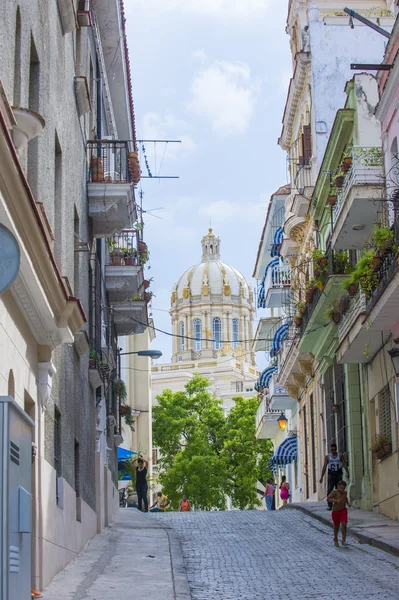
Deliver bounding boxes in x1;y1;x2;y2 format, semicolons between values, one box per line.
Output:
232;319;239;349
379;384;393;442
194;319;202;351
212;318;222;350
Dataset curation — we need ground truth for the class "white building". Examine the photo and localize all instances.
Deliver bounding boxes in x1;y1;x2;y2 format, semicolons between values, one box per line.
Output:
152;229;258;411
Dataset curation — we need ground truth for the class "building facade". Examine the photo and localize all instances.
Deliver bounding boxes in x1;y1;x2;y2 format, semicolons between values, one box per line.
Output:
0;0;150;591
152;230;258;412
254;0;397;511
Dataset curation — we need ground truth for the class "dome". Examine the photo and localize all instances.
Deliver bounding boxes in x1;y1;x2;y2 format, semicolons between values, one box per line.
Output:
174;229;251;303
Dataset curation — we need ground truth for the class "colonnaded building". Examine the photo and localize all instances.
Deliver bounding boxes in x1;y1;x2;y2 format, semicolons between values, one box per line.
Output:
151;229;259;410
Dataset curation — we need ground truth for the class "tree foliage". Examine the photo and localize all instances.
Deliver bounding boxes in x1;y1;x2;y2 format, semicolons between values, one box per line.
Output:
153;374;273;511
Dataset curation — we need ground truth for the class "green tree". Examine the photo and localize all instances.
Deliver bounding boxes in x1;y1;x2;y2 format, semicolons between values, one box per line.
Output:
223;396;273;510
153;374;274;511
153;374;227;510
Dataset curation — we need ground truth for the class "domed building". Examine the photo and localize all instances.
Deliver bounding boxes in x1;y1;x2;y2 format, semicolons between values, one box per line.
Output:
151;229;258;411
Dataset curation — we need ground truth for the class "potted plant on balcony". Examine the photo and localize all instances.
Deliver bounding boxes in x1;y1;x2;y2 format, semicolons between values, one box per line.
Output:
342;276;358;297
333;251;353;275
144;291;154;304
354;251;379;299
91;155;103;182
328;187;338;207
305;279;316;302
108;239;123;265
372;225;394;255
138;240;149;264
371;434;392;460
89;349;101;370
144;277;153;290
341;152;352;174
327;300;342;325
333;170;345;189
113;378;127;402
123;247;138;266
294;314;303;327
296;301;306;316
123;405;135;431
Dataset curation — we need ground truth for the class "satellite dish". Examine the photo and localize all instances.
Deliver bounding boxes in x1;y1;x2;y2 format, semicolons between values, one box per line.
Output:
0;224;20;293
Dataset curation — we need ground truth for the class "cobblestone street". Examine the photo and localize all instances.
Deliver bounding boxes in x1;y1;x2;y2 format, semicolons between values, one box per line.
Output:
155;509;399;600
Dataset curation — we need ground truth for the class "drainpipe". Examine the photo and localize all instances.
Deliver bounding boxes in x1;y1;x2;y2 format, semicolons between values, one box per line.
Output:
96;56;102;139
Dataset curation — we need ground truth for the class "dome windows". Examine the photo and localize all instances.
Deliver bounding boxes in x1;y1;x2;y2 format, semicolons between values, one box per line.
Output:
232;319;239;349
194;319;202;351
179;321;185;352
212;318;222;350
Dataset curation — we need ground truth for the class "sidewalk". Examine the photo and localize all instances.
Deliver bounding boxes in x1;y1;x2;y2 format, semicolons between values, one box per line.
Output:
43;509;191;600
285;501;399;556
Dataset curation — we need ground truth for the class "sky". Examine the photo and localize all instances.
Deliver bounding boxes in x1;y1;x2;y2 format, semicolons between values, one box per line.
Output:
124;0;292;362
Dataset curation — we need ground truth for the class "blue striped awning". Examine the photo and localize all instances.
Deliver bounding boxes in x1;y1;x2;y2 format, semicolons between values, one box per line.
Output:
269;435;298;473
270;322;290;358
257;281;266;309
257;363;279;389
270;227;283;257
263;257;280;281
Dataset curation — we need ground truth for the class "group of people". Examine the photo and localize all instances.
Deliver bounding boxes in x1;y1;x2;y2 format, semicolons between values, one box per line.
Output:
263;443;351;547
131;455;192;513
263;475;290;510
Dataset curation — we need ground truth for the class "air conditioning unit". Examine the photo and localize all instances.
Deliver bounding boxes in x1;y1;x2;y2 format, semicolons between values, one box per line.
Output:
77;0;92;27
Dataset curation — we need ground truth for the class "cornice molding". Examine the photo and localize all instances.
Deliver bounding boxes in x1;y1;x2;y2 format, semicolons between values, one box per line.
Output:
279;52;311;151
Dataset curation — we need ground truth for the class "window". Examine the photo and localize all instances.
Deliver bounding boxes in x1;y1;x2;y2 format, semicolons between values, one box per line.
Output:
379;384;393;443
212;318;222;350
232;319;239;349
54;409;61;505
194;319;202;351
179;321;185;352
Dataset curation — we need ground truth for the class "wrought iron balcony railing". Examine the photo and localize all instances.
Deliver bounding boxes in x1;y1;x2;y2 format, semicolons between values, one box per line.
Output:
87;140;140;185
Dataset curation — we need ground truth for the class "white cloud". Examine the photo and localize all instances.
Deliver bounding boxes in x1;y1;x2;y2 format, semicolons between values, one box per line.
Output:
130;0;269;19
187;61;260;136
191;48;208;62
139;112;196;172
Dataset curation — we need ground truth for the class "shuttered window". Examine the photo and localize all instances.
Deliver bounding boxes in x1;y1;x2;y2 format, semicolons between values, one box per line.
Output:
379;384;393;442
299;125;312;166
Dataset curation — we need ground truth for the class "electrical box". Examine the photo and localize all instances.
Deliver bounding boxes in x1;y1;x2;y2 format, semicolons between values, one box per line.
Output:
0;396;33;600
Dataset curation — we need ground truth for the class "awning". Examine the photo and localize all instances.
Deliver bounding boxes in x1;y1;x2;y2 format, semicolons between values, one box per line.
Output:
269;435;297;473
270;322;290;358
257;281;266;309
257;362;278;389
118;447;137;461
263;257;280;280
270;227;283;257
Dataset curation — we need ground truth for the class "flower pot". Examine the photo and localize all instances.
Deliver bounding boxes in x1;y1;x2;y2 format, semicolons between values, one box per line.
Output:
342;157;352;173
124;256;136;266
120;405;128;416
371;256;381;270
144;292;152;304
110;249;123;265
332;312;341;325
138;240;148;259
347;283;358;297
89;358;96;369
382;442;392;455
318;256;328;267
334;176;345;189
328;195;337;207
305;290;313;303
91;156;104;182
144;279;150;290
295;317;302;327
128;151;140;184
375;447;386;460
299;307;306;315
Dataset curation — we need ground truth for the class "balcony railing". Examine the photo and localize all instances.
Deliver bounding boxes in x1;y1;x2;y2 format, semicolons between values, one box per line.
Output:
106;229;141;266
270;265;291;288
333;146;384;224
366;247;399;315
87;140;138;184
255;397;281;431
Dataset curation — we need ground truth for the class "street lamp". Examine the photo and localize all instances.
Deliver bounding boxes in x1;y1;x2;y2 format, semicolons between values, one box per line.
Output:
388;347;399;377
118;349;162;359
277;412;288;431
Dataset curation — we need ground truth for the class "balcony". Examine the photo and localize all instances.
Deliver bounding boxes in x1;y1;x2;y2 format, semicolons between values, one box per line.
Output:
255;398;281;439
263;264;292;308
332;146;384;250
299;251;350;361
113;300;148;336
336;291;369;364
268;374;297;411
253;317;280;352
105;230;144;303
87;140;137;237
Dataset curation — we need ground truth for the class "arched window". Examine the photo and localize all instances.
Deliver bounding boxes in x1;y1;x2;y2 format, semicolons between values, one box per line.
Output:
232;319;239;349
194;319;202;351
179;321;185;352
212;318;222;350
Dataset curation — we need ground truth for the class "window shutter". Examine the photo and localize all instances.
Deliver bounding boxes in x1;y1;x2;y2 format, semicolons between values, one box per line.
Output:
302;125;312;165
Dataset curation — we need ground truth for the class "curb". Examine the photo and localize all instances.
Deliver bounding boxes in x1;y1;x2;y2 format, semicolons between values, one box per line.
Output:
284;504;399;558
166;528;192;600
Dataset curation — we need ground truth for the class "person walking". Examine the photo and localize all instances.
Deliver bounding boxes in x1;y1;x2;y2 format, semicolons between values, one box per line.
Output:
263;479;274;511
279;475;290;506
132;454;149;512
319;442;349;510
327;480;351;547
179;494;192;512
